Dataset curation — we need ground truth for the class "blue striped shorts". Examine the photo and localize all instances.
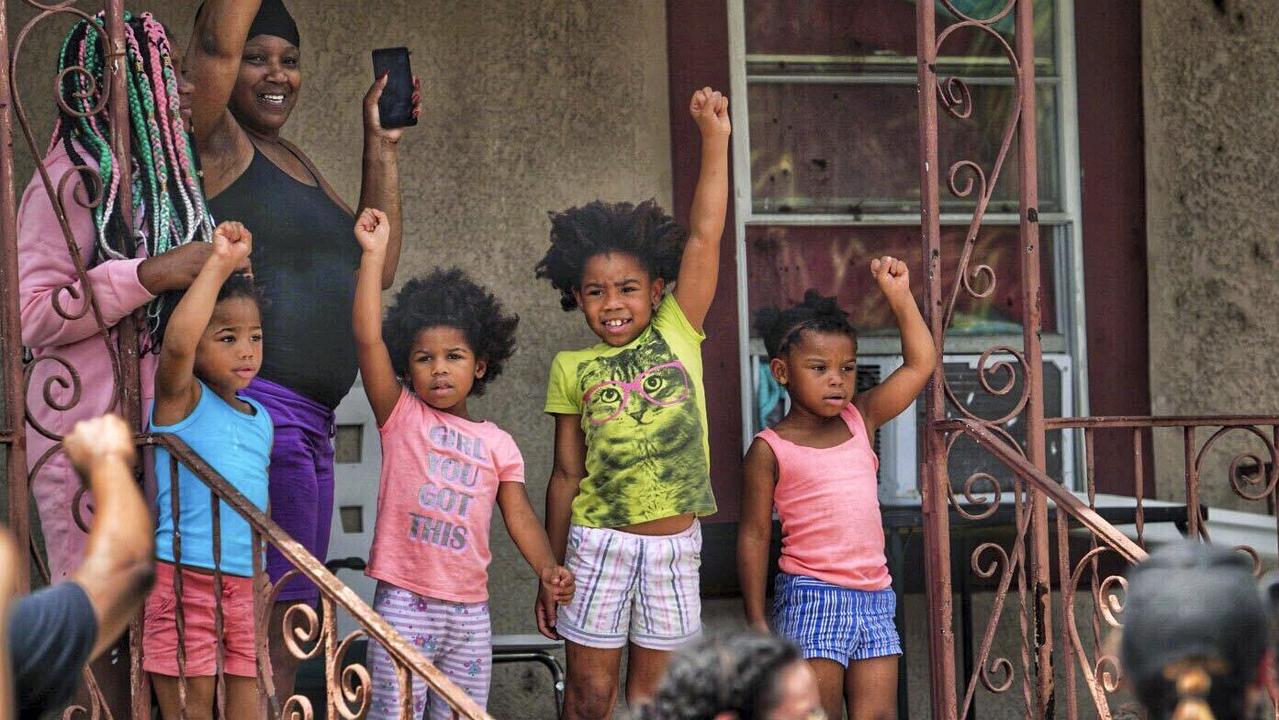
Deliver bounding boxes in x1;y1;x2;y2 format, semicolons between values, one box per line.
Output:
772;573;902;665
556;521;702;650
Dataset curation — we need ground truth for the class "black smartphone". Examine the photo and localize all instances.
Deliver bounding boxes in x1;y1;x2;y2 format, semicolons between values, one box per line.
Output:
372;47;416;128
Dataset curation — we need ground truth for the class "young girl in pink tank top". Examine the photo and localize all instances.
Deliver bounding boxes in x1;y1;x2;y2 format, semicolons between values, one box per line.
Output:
738;257;935;720
352;210;574;719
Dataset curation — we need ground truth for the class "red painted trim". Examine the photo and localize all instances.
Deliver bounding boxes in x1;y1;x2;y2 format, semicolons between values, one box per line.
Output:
1075;0;1151;495
666;0;743;521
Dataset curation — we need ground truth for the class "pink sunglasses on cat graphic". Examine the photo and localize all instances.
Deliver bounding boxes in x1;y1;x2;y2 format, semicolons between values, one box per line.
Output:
582;361;691;426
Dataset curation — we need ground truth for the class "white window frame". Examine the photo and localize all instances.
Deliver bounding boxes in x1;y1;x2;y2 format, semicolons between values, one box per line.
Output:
726;0;1089;452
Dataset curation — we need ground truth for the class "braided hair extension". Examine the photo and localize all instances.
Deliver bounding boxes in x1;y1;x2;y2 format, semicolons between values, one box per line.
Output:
53;12;214;346
634;633;800;720
755;290;858;360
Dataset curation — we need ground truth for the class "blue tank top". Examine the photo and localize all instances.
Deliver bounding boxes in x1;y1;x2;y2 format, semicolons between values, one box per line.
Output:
152;381;273;576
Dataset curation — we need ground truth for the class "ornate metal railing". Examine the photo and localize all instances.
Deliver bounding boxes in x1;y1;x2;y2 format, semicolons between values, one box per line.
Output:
0;0;491;717
915;1;1279;718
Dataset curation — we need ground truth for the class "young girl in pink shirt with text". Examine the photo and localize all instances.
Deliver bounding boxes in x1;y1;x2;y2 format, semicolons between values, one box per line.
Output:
352;209;574;720
738;257;935;720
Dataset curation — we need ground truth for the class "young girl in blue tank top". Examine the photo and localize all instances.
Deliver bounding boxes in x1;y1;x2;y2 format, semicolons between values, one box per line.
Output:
145;221;270;719
738;258;935;720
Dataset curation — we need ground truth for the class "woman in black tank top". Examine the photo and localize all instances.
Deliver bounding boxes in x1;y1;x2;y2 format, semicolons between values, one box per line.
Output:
183;0;420;702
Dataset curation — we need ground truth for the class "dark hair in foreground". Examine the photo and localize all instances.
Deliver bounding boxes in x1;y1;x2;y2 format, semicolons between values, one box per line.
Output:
382;267;518;396
633;633;799;720
1120;541;1267;720
755;290;858;360
535;199;687;311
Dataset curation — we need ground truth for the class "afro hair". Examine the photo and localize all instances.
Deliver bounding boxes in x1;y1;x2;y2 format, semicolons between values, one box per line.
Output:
382;267;518;397
754;290;858;359
535;199;687;311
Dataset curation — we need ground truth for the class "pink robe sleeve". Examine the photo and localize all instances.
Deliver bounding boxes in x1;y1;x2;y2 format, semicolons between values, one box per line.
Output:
17;148;154;348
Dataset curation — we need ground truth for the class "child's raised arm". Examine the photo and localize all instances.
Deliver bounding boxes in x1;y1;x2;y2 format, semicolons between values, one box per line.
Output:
352;208;401;427
854;256;937;434
738;437;778;632
152;222;251;426
673;87;732;333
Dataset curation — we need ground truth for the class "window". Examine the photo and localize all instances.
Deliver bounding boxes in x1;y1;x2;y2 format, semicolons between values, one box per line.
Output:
334;423;364;464
729;0;1086;451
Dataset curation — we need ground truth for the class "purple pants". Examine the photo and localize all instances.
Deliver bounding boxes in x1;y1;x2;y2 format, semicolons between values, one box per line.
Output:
242;377;335;603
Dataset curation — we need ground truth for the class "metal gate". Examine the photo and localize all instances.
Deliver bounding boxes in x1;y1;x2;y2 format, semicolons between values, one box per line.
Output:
914;1;1279;718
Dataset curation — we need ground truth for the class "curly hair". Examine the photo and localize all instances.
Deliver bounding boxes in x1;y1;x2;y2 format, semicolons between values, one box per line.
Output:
633;633;800;720
215;271;261;307
382;268;518;397
535;199;687;311
755;290;858;359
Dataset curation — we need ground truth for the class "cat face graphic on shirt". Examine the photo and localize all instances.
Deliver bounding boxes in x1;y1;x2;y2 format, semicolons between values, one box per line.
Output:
574;330;707;526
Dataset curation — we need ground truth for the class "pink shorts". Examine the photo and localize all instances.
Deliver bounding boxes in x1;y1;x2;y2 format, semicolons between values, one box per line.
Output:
142;561;257;677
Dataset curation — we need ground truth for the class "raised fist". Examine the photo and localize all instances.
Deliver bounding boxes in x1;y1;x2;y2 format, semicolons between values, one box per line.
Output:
690;86;731;139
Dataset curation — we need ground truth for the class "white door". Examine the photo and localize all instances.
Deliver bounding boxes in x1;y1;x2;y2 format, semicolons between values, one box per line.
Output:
329;377;382;637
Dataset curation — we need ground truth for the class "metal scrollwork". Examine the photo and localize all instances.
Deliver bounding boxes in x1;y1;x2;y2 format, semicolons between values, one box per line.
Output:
1189;425;1279;501
938;76;974;119
52;65;108;118
22;355;83;440
1064;547;1129;719
943;423;1028;520
281;606;323;662
938;0;1018;25
59;666;109;719
332;631;372;720
281;695;315;720
1233;545;1263;578
980;657;1015;694
1094;655;1123;695
955;536;1032;719
1095;573;1127;629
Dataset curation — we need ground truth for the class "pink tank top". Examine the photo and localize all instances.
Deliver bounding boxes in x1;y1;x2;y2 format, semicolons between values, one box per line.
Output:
756;403;891;591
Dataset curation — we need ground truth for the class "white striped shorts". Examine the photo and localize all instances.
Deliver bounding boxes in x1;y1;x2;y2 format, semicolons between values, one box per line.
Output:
556;521;702;650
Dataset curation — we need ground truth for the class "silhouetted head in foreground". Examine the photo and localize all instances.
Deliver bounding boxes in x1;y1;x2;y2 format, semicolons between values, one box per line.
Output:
1121;541;1268;720
634;633;823;720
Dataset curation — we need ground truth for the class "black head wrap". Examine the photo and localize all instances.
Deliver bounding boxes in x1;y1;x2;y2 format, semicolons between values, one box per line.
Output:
248;0;299;47
1120;541;1266;719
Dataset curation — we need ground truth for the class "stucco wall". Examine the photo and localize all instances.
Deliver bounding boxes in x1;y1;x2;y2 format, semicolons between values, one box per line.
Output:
7;1;672;716
1143;1;1279;507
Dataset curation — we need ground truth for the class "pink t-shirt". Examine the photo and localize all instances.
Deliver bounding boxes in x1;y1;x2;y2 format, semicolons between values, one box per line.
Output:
19;143;157;581
756;403;891;591
367;390;525;603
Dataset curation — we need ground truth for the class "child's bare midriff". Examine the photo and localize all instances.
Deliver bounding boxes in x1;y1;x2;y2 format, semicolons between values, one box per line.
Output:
619;512;695;536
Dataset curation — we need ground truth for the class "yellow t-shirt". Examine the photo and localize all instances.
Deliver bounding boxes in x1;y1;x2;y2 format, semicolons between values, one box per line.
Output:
544;295;718;528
